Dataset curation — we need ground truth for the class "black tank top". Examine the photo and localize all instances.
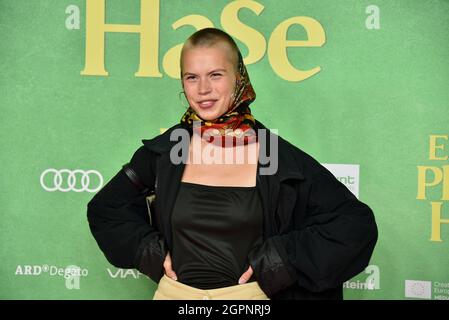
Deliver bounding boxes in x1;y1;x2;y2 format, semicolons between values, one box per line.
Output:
171;181;263;289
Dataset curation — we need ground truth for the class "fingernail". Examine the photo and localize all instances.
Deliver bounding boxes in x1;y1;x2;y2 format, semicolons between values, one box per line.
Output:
238;278;244;284
172;276;177;281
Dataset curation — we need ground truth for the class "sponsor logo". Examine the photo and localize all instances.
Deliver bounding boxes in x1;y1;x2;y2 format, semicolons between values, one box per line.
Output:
404;280;449;300
322;164;360;198
405;280;432;299
107;268;144;279
434;281;449;300
15;264;88;290
40;168;103;193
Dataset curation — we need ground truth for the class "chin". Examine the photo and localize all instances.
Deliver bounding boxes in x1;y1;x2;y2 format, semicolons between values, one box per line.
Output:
198;113;220;121
194;108;227;121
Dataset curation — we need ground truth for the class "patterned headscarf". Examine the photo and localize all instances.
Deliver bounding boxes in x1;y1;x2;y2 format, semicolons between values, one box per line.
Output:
180;50;257;147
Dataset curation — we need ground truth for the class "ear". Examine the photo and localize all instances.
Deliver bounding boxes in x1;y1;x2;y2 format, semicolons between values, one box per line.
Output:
236;74;241;86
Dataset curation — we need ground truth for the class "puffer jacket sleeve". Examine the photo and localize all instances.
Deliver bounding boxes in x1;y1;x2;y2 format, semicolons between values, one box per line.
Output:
249;165;378;296
87;146;167;283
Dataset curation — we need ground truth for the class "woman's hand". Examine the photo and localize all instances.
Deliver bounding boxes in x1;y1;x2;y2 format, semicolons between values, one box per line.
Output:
163;252;177;281
238;265;253;284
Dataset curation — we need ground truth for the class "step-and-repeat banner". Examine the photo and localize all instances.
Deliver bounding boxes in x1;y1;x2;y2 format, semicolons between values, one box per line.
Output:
1;0;448;300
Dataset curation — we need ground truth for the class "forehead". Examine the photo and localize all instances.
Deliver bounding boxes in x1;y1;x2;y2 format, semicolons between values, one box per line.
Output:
182;43;237;72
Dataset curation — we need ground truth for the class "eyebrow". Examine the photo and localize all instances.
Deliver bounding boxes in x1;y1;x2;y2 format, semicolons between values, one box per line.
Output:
183;69;228;77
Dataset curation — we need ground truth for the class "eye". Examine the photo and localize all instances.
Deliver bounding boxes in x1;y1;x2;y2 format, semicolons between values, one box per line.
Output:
184;75;197;81
211;73;222;78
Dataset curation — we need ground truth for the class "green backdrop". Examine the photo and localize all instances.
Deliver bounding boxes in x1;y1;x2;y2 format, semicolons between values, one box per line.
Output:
1;0;448;300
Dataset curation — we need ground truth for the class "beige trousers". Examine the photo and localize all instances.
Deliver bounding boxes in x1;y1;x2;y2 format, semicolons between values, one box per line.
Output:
153;274;269;300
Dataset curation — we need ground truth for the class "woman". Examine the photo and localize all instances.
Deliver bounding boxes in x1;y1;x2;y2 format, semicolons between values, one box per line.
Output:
87;28;378;300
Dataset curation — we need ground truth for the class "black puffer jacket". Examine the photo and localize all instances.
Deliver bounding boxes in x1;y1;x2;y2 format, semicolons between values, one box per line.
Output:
87;120;378;300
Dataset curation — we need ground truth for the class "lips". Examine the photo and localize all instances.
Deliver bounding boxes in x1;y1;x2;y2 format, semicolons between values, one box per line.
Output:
197;99;218;109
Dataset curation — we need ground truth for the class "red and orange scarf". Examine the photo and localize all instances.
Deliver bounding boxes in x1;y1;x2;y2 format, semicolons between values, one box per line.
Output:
180;51;257;147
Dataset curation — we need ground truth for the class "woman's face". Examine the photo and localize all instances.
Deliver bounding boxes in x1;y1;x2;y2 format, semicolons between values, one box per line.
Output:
182;44;237;121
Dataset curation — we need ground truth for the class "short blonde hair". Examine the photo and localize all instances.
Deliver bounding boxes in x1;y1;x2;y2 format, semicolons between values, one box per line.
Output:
180;28;239;76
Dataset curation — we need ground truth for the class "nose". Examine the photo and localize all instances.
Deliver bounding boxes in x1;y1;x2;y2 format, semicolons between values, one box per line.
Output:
198;78;212;95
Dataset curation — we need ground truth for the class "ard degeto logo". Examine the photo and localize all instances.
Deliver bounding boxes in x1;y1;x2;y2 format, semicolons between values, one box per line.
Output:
15;264;88;290
40;168;103;193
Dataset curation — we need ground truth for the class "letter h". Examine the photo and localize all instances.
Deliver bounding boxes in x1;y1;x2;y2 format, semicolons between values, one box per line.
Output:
81;0;161;77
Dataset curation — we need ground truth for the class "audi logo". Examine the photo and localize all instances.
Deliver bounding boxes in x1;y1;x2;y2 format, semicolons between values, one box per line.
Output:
40;169;103;193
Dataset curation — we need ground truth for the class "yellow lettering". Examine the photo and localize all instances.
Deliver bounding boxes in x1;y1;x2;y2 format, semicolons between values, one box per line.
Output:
268;16;325;82
221;0;266;64
443;165;449;200
417;166;443;200
80;0;328;82
162;15;214;79
430;202;449;242
429;135;448;161
81;0;161;77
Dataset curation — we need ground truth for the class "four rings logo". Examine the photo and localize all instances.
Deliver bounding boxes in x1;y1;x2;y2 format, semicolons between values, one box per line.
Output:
40;169;103;193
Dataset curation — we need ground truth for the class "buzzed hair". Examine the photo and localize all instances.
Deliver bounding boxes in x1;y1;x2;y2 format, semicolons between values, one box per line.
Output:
180;28;240;74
